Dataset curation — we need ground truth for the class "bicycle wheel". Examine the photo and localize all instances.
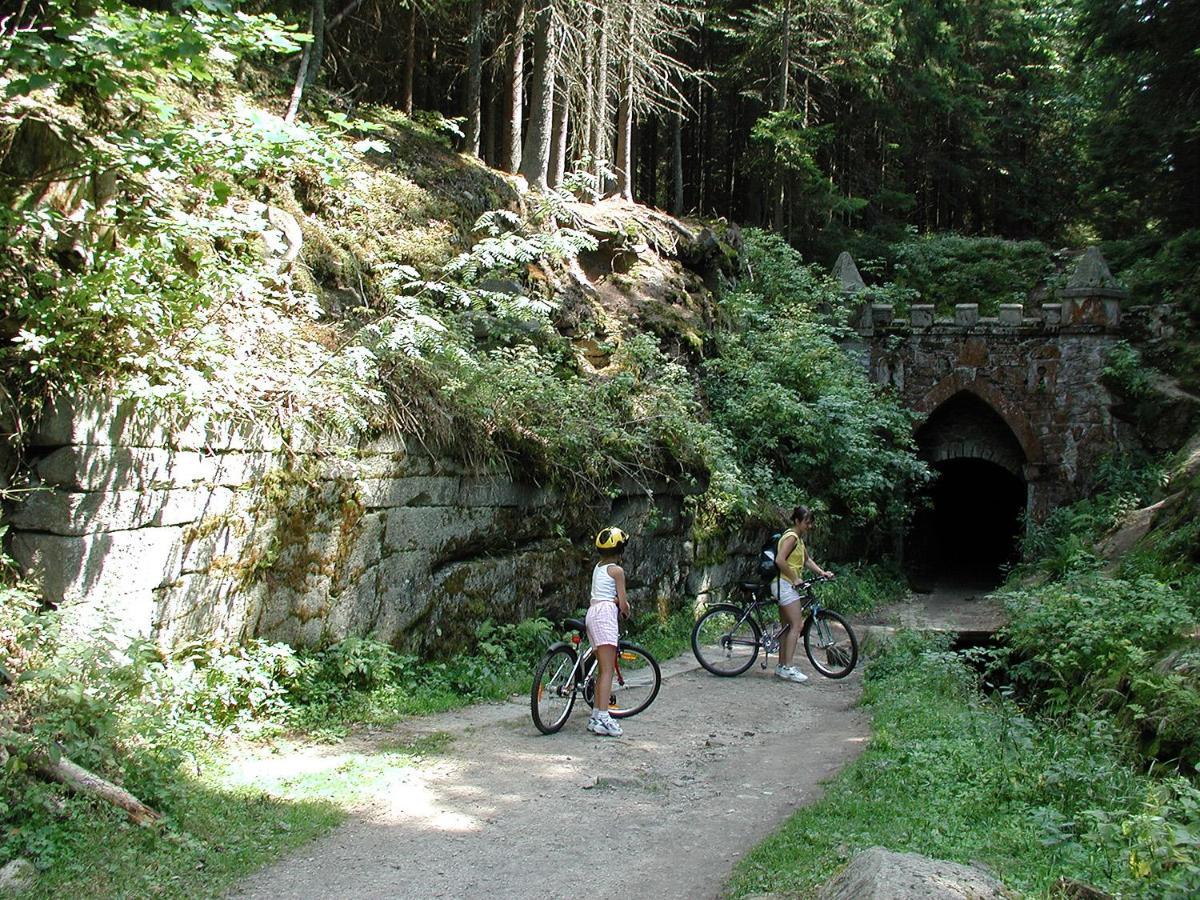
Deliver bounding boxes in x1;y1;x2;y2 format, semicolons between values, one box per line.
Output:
580;644;662;719
531;645;578;734
691;605;761;676
802;609;858;679
607;643;661;719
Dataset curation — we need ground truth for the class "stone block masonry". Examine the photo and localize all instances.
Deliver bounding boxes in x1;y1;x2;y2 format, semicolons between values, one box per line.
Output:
840;246;1130;521
7;395;738;652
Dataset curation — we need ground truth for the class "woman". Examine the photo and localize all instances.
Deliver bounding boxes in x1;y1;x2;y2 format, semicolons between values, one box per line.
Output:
772;505;833;683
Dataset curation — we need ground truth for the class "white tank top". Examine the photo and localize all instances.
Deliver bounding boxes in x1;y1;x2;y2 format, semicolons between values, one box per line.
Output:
590;563;618;605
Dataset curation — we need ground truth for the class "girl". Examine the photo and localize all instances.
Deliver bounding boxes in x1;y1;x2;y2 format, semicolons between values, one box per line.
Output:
772;505;833;683
586;526;631;736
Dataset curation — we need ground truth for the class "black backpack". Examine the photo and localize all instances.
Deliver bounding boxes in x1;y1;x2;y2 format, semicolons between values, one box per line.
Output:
756;532;782;582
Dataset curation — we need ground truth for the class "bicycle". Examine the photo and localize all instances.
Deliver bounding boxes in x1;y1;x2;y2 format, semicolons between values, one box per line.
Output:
691;575;859;679
530;617;662;734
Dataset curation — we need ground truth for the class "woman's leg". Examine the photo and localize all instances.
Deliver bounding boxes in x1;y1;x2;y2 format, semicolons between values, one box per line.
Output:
593;644;617;712
779;601;803;667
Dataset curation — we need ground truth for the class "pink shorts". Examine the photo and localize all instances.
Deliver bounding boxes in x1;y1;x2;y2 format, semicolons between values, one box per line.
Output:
585;602;620;647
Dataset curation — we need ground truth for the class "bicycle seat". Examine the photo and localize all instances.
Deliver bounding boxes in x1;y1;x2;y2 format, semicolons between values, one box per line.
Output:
739;581;764;591
564;617;586;633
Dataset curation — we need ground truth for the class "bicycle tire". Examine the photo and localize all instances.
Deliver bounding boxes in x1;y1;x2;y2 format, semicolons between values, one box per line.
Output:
691;604;761;676
802;609;858;678
580;643;662;719
531;644;578;734
607;643;661;719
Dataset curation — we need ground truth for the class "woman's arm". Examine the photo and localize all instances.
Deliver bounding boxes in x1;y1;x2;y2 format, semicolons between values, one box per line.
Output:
610;565;630;618
804;555;832;579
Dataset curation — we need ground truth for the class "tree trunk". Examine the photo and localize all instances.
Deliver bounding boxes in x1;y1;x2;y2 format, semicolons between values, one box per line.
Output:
637;116;656;204
306;0;326;87
463;0;483;156
590;6;609;191
284;6;316;123
402;2;417;116
502;0;525;173
548;73;569;188
30;750;162;826
773;0;792;233
328;0;367;31
484;78;499;166
671;108;683;215
579;25;595;168
614;2;636;201
519;0;555;189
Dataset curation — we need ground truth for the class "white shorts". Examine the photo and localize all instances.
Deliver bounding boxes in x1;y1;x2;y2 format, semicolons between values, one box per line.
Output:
585;602;620;647
771;579;802;608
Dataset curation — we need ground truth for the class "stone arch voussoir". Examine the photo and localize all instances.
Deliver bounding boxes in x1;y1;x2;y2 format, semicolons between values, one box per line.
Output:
917;374;1044;469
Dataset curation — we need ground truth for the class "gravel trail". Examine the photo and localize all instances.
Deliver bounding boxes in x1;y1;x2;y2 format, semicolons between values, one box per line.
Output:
229;651;869;900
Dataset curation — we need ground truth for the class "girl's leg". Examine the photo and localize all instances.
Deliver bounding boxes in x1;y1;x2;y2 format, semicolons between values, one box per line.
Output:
593;644;617;712
779;601;803;667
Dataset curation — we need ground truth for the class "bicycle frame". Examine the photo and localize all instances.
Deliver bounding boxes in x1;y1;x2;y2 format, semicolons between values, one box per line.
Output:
732;582;824;665
557;623;628;701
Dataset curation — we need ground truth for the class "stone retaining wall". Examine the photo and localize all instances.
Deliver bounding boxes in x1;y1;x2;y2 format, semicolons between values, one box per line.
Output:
8;396;748;652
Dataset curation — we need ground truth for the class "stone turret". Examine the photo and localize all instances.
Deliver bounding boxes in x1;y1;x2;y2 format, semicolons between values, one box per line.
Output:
833;251;866;294
833;252;875;334
1062;246;1125;327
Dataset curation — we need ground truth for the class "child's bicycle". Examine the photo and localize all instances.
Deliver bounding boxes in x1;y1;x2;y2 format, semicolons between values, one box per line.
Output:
691;575;859;679
530;617;662;734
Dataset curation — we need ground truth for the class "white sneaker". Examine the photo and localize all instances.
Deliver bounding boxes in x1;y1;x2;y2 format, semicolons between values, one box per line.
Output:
775;664;809;683
588;713;623;736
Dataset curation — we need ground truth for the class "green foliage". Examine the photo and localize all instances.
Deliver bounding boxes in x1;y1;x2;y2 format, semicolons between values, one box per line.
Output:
1082;779;1200;897
1103;341;1155;401
816;562;908;617
1017;451;1165;579
1114;230;1200;393
0;0;337;410
999;576;1190;707
700;229;928;541
728;633;1199;899
0;592;558;873
888;234;1054;316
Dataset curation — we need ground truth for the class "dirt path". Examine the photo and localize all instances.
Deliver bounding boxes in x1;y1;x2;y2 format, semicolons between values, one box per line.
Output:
229;651;869;900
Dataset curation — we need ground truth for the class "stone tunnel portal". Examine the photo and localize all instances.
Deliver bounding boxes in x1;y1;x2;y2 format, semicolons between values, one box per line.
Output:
907;392;1029;588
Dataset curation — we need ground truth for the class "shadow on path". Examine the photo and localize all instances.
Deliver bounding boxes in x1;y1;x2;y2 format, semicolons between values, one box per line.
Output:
229;652;869;900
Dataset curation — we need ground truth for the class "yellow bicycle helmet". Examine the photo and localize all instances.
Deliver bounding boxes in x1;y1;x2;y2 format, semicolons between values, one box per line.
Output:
594;526;629;553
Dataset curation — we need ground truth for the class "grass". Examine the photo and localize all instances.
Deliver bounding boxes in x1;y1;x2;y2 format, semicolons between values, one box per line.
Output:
725;634;1155;899
22;733;453;900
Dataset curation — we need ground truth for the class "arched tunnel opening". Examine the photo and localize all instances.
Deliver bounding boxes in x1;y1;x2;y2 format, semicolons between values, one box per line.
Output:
907;459;1027;589
905;392;1029;590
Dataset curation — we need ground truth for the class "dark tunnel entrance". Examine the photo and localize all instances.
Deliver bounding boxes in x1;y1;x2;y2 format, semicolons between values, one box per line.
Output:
906;392;1029;589
907;459;1027;588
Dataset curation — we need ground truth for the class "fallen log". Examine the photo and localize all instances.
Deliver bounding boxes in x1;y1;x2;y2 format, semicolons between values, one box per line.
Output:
29;750;162;826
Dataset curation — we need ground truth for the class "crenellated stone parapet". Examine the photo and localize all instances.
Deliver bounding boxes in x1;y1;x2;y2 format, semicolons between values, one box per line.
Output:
836;246;1130;521
850;246;1125;337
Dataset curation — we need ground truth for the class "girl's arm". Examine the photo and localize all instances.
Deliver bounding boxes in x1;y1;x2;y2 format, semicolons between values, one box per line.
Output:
610;565;630;618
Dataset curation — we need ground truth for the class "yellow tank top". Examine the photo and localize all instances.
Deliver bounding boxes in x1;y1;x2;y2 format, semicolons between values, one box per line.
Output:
777;529;806;576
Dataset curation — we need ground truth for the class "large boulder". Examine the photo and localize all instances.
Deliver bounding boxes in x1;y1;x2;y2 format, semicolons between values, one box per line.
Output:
815;847;1015;900
0;858;36;896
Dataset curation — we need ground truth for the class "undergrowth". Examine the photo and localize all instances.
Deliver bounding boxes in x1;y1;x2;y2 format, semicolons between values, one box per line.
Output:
728;633;1200;899
0;588;695;884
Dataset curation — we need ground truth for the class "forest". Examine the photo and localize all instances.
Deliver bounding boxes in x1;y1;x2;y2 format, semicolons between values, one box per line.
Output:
1;0;1199;897
299;0;1199;258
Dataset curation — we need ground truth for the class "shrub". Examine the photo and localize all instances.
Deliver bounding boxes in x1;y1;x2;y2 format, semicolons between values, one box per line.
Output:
996;574;1200;767
700;229;929;542
888;233;1054;316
